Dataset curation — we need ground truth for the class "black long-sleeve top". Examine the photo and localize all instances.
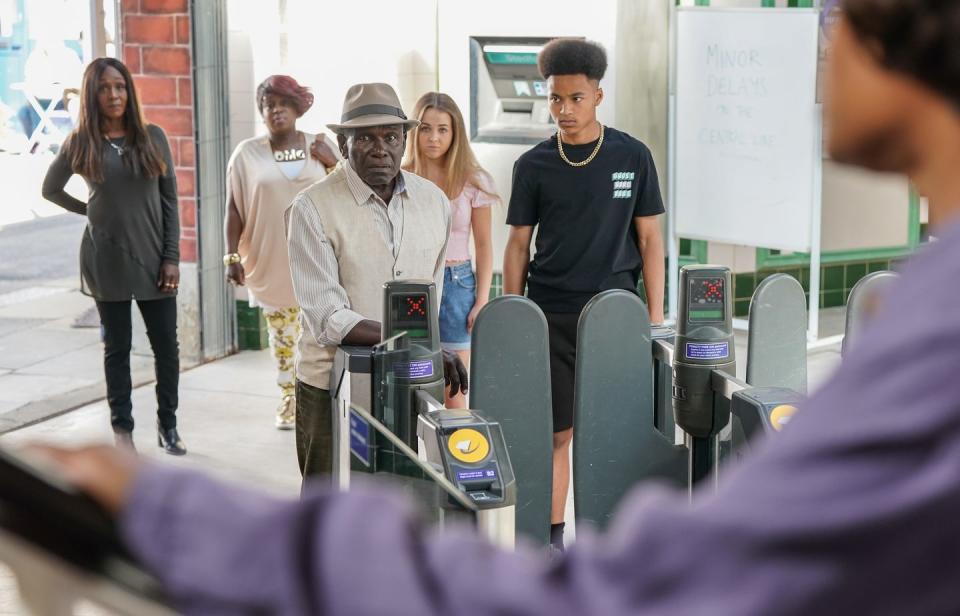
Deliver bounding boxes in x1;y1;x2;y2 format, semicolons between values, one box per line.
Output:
42;124;179;301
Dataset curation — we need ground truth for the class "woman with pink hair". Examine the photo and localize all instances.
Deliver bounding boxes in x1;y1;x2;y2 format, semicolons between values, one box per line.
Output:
223;75;339;429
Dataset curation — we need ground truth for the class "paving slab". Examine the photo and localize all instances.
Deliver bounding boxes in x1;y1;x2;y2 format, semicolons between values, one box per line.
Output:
0;327;99;371
1;350;298;497
0;287;94;321
0;373;98;404
17;346;151;383
0;318;47;340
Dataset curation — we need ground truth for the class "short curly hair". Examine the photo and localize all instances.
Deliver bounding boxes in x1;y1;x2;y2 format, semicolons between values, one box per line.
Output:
256;75;314;117
537;38;608;82
844;0;960;107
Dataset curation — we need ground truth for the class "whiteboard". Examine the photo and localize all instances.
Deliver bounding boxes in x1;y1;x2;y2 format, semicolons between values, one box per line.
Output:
674;8;820;252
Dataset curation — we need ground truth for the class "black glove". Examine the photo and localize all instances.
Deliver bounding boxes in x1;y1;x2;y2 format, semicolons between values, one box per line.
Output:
442;349;469;397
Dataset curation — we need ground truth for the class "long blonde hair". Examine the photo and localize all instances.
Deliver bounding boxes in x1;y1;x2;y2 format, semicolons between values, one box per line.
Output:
403;92;499;202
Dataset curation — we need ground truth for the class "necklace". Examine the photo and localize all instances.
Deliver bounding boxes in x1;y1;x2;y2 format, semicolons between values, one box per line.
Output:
273;147;305;162
271;132;305;162
107;138;125;157
557;124;604;167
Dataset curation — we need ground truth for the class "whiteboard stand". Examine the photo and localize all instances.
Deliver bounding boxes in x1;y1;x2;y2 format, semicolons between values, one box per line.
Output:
666;0;680;323
807;103;823;343
806;104;843;349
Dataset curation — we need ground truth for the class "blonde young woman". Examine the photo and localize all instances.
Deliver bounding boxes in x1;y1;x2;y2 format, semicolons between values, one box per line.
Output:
224;75;339;429
403;92;498;407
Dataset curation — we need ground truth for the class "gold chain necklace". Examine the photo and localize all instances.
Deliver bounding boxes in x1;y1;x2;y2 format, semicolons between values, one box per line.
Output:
557;124;604;167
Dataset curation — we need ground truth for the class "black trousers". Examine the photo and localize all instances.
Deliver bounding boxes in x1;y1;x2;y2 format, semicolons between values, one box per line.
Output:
295;380;333;483
95;297;179;432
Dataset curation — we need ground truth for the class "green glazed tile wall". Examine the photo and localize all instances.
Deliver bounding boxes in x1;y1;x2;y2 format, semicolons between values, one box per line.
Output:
489;272;503;300
472;259;891;319
490;270;663;314
733;258;893;317
236;300;269;350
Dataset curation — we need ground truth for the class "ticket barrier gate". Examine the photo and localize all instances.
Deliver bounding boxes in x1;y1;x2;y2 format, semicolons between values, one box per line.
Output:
331;344;517;548
331;281;517;549
574;266;809;529
0;447;174;615
668;266;805;486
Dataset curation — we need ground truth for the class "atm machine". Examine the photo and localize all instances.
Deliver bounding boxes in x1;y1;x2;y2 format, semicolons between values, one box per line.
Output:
468;37;556;144
436;0;622;273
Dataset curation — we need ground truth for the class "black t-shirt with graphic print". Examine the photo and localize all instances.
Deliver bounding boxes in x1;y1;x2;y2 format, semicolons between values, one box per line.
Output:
506;126;665;314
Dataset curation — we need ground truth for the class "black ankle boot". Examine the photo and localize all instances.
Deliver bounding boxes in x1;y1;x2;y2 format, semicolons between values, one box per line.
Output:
157;422;187;456
114;430;136;452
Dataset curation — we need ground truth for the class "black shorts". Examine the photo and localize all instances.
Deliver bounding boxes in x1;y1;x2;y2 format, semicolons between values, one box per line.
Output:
545;311;580;433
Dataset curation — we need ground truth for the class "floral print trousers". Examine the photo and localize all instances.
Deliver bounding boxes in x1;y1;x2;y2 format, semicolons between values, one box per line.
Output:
263;307;301;399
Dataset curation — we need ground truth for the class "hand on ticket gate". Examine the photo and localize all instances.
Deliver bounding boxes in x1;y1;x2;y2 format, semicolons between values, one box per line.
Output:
442;349;469;397
25;444;139;515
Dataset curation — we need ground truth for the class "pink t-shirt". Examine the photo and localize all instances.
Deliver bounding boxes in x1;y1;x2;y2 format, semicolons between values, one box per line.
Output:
445;173;498;262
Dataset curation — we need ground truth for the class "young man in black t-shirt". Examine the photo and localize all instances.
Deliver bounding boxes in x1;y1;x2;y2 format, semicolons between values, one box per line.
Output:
503;38;665;551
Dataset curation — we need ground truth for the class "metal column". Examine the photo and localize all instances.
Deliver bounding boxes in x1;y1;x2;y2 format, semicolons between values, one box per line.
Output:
191;0;235;359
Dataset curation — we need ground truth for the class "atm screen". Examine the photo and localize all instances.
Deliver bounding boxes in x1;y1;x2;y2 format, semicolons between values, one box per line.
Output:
688;278;725;322
512;80;533;97
390;293;429;339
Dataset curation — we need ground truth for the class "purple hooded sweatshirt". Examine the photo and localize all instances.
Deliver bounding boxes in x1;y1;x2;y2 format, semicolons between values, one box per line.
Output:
121;220;960;615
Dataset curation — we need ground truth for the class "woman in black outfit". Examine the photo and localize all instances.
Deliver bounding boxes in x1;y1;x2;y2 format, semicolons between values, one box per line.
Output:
42;57;186;455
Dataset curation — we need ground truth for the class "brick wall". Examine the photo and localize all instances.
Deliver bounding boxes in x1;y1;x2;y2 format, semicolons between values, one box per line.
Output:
120;0;197;263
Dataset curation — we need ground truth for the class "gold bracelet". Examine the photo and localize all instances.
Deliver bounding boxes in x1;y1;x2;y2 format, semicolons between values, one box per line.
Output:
223;253;241;266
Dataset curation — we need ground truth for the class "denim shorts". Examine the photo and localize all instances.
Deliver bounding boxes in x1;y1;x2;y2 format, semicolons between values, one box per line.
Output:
439;262;476;351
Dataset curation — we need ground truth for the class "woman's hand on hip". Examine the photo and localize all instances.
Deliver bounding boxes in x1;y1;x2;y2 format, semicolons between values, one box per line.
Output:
158;262;180;293
226;263;245;286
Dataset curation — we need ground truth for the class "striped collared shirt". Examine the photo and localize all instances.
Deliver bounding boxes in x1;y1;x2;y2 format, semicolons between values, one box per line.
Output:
287;162;450;347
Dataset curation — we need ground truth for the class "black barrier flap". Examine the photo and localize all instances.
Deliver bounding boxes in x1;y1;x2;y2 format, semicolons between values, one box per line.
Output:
0;446;166;601
574;291;687;531
844;271;898;357
747;274;807;393
470;296;553;545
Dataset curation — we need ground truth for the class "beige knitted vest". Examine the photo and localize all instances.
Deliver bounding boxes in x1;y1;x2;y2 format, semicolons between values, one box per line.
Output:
294;167;448;391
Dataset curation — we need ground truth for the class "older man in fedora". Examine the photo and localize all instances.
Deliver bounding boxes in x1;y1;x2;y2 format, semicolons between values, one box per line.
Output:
285;83;466;481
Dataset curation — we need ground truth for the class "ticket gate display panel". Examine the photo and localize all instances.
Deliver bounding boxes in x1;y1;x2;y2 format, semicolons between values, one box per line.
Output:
382;281;445;404
673;266;737;438
418;409;516;509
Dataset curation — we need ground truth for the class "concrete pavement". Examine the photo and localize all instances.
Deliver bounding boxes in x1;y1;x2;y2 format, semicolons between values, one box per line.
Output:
1;349;300;494
0;349;296;616
0;276;157;433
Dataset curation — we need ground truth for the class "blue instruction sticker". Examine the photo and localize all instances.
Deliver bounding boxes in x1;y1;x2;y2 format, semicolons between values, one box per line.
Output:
456;468;497;482
685;342;730;360
396;360;434;379
349;410;371;467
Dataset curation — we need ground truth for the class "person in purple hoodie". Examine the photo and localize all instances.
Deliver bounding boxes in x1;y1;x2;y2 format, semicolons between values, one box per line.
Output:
31;0;960;613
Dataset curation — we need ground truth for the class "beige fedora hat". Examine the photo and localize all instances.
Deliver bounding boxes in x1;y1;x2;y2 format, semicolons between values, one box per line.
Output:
326;83;419;134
